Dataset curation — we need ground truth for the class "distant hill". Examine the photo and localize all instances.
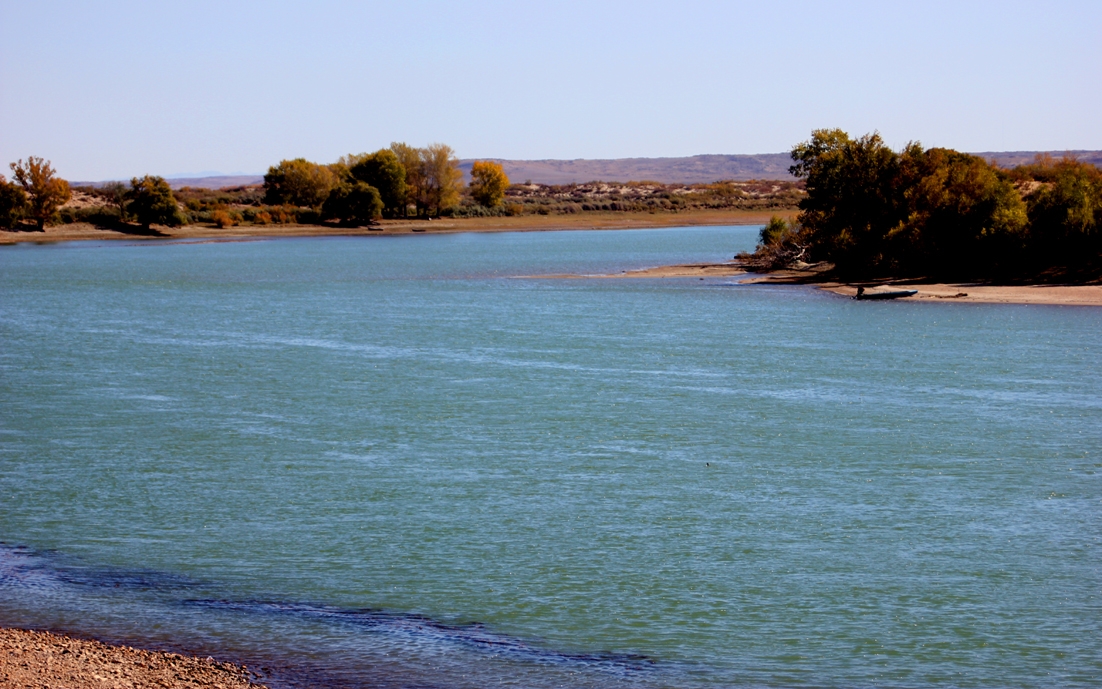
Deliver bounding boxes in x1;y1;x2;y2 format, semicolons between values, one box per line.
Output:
73;150;1102;189
973;150;1102;169
456;154;795;185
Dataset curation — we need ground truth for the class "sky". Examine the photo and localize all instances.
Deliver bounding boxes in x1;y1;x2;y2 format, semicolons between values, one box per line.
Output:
1;0;1099;181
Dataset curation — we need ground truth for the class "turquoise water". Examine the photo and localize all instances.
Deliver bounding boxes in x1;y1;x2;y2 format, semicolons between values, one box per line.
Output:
1;227;1100;688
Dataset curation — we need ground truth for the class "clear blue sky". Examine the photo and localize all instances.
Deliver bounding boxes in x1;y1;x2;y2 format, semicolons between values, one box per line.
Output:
1;0;1099;180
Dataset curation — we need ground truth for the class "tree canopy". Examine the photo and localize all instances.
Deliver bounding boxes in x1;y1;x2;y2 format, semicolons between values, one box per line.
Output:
350;149;407;217
321;181;383;226
127;175;186;230
263;158;337;207
733;129;1102;279
469;161;509;207
0;175;27;229
419;143;463;216
9;157;71;231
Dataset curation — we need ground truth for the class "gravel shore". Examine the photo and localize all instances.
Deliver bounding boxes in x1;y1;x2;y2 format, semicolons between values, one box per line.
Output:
0;627;267;689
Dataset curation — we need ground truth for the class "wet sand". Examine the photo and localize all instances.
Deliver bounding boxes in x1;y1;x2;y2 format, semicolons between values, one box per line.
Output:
0;627;267;688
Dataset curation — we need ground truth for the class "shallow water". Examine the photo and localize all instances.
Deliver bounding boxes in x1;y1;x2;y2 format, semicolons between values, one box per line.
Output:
1;227;1100;687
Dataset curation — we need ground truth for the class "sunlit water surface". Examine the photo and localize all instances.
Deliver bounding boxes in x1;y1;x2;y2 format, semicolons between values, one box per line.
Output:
1;227;1100;688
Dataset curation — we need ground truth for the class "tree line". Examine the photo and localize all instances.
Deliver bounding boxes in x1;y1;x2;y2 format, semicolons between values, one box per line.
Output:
0;144;511;231
743;129;1102;280
263;143;509;224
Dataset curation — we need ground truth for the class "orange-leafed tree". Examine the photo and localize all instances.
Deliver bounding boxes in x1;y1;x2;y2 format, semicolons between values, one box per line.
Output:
469;161;509;207
9;157;71;231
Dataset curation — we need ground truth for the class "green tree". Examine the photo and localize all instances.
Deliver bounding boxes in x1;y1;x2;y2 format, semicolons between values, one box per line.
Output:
0;175;28;228
9;157;71;231
127;175;186;230
263;158;337;207
789;130;904;274
469;160;509;207
420;143;463;216
322;181;383;226
891;147;1027;276
350;149;407;217
1025;158;1102;269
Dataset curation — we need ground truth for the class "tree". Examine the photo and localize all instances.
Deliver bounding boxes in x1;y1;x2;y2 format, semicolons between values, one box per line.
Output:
127;175;186;230
469;160;509;207
322;181;383;226
1025;158;1102;269
390;142;424;216
789;130;904;274
101;181;129;222
0;175;27;229
9;157;71;231
263;158;337;207
420;143;463;216
891;147;1027;277
350;149;407;217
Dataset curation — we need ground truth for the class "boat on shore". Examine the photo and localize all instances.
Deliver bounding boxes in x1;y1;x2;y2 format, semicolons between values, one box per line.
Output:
854;286;918;300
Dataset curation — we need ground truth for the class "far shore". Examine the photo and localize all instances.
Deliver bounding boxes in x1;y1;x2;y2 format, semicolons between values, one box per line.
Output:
0;209;793;245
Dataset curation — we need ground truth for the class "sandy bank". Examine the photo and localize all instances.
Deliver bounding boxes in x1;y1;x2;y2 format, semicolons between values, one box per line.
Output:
0;627;267;688
811;282;1102;306
0;209;792;246
532;263;1102;306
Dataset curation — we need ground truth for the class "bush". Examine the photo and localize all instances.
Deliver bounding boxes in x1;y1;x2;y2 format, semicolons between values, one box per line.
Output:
57;206;122;227
211;210;236;228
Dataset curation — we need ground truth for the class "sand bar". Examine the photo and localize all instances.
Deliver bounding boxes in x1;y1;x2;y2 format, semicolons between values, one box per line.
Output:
0;627;267;688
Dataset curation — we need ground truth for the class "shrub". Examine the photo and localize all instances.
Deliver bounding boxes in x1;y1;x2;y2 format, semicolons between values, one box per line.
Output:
212;210;236;228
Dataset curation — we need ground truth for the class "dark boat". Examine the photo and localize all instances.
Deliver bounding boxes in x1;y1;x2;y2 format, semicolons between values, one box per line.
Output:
854;286;918;300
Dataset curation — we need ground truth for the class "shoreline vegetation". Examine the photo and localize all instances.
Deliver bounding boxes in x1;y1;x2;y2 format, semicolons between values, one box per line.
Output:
0;142;804;244
739;129;1102;284
0;627;268;688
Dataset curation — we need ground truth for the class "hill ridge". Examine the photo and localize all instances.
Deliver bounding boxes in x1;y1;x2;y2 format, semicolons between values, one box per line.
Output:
74;150;1102;189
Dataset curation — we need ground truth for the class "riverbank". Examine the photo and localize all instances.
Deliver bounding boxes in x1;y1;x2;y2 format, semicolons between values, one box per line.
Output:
0;627;267;688
0;209;794;245
535;262;1102;306
735;266;1102;306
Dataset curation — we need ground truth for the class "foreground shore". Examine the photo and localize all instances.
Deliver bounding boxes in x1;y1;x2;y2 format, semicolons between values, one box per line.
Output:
0;209;792;245
0;627;266;688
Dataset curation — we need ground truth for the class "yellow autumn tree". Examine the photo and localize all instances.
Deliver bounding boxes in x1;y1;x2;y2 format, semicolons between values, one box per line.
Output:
420;143;463;216
469;161;509;207
9;157;71;231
